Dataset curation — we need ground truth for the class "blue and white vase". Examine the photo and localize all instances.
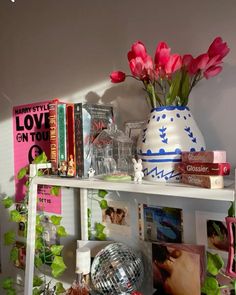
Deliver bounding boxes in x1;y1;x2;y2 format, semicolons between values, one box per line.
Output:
137;106;206;182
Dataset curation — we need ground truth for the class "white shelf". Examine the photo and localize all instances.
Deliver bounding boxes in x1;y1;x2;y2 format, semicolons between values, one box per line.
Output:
32;175;235;202
25;164;235;295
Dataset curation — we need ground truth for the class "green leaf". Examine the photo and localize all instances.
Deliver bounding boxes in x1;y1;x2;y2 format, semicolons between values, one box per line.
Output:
17;167;28;180
207;252;224;276
98;190;108;198
6;289;16;295
50;245;64;256
33;276;43;287
2;277;14;289
4;231;15;245
95;232;107;240
231;279;236;294
32;288;42;295
51;256;67;278
87;208;91;217
35;238;44;250
36;224;43;235
180;71;190;105
10;247;18;262
32;152;48;164
50;215;62;225
99;199;108;210
57;226;67;237
37;170;44;177
10;210;22;222
36;215;41;225
50;186;60;196
228;201;235;217
2;196;14;208
55;282;66;294
201;276;220;295
166;71;182;105
95;222;105;233
34;255;43;268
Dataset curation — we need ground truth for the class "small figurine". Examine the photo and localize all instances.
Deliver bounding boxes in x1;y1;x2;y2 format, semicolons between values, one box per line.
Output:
58;161;68;177
87;167;95;178
67;154;75;177
132;158;144;183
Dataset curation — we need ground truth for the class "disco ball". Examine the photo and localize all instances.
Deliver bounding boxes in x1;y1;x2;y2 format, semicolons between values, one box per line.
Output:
91;242;144;295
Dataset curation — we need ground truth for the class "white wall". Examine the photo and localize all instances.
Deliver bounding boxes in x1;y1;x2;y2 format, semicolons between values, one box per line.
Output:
0;0;235;292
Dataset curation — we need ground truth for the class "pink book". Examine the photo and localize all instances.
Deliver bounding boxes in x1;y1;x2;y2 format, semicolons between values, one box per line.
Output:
181;150;226;163
181;174;224;189
176;162;230;176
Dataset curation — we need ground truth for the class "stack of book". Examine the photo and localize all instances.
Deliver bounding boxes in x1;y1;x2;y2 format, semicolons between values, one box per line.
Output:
176;150;231;189
49;99;113;178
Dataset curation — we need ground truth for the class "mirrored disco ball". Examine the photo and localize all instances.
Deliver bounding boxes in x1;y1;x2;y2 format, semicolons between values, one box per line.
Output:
91;242;144;295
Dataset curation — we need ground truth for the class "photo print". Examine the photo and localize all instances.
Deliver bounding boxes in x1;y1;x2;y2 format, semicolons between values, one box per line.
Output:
152;242;205;295
139;204;183;243
195;211;229;261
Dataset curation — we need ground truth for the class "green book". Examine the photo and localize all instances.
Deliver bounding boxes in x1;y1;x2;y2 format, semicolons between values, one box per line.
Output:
57;103;67;164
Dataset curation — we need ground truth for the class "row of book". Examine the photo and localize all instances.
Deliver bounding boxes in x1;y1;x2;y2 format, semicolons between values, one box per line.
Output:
49;99;113;177
176;150;231;189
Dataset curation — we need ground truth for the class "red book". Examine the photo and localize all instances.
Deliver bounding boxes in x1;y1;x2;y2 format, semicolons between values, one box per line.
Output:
176;162;230;176
66;104;76;177
181;174;224;189
49;99;59;175
181;150;226;163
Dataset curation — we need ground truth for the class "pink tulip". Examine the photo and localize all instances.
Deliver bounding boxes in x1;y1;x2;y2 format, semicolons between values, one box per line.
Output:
182;54;194;68
110;71;126;83
165;54;182;76
129;55;154;80
128;41;147;61
189;53;209;75
208;36;230;62
154;41;171;67
204;65;222;79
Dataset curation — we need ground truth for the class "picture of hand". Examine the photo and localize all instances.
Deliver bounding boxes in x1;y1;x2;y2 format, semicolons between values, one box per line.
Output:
152;244;201;295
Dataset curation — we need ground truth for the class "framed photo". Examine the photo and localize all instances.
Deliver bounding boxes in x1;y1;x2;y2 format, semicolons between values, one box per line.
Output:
195;211;228;261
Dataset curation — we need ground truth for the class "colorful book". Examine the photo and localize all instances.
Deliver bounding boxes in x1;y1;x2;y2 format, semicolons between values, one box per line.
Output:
138;204;183;243
181;174;224;189
181;150;226;163
176;162;230;176
57;103;67;171
48;99;59;174
66;104;76;177
74;103;113;177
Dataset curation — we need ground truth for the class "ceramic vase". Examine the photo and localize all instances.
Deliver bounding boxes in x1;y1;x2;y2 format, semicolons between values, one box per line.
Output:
137;106;206;182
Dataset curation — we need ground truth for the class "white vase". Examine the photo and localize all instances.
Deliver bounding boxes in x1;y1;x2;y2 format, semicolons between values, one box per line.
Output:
137;106;206;182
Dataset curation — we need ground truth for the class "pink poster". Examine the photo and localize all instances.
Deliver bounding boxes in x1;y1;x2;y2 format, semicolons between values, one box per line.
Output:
13;101;61;214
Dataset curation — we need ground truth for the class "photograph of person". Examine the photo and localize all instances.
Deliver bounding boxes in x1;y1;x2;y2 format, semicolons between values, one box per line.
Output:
207;219;229;252
152;243;203;295
102;206;128;226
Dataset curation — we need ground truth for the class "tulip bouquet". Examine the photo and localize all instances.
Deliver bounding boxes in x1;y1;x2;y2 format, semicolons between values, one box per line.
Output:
110;37;230;109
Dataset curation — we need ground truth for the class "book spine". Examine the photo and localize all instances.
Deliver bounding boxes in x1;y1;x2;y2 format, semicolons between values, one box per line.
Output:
176;162;231;176
48;100;59;175
74;103;84;177
66;104;76;177
181;150;226;163
181;174;224;189
57;103;67;167
82;104;114;177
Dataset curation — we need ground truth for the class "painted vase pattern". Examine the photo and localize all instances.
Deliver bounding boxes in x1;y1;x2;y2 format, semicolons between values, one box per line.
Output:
137;106;206;182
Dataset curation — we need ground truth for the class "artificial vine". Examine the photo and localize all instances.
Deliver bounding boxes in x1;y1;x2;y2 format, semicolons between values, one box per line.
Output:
1;152;67;295
87;189;108;241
